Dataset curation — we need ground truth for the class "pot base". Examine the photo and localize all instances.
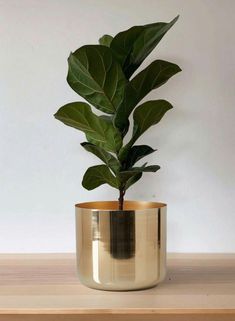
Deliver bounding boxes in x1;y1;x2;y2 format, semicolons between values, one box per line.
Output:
78;278;163;292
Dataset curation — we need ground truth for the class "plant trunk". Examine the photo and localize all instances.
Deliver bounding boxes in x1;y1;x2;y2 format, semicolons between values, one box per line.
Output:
118;188;125;211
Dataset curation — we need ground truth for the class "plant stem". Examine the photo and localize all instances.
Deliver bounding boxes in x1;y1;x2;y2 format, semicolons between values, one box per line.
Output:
118;188;125;211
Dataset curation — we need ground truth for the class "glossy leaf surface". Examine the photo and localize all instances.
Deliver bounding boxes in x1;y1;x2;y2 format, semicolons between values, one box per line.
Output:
111;16;179;78
81;142;120;174
126;145;156;168
67;45;127;114
54;102;122;152
132;100;173;143
131;60;181;103
119;165;160;182
82;165;119;190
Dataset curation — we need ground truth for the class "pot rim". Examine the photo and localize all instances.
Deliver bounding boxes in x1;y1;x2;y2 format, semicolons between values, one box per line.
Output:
75;200;167;211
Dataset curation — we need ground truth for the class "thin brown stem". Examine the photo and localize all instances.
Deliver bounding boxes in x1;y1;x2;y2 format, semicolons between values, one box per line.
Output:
118;188;125;211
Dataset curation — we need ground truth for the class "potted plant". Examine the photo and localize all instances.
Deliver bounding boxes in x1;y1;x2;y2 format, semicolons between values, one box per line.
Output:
54;16;181;291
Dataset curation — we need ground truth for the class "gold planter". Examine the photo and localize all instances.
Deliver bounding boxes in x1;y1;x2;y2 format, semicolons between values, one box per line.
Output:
75;201;166;291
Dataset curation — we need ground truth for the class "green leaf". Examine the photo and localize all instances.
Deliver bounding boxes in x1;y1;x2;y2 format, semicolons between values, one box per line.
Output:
119;165;160;182
118;100;173;161
113;82;137;134
82;165;119;190
54;102;122;153
129;17;179;77
81;142;120;174
124;173;142;191
111;16;179;78
132;100;173;143
131;60;181;103
126;145;156;168
99;34;113;47
110;26;143;71
67;45;127;114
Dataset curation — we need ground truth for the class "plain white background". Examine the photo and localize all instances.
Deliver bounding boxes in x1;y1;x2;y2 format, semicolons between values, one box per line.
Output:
0;0;234;253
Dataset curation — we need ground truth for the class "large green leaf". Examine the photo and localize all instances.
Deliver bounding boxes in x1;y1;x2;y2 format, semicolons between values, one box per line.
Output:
126;145;156;168
110;26;143;71
67;45;127;114
131;60;181;103
81;142;120;174
54;102;122;153
111;16;179;78
119;165;160;182
129;17;179;77
82;165;119;190
132;100;173;143
99;34;113;47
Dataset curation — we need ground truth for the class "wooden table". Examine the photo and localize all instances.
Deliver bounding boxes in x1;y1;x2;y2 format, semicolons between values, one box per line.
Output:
0;253;234;321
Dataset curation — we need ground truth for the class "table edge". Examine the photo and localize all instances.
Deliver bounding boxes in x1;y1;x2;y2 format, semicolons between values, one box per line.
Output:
0;308;235;315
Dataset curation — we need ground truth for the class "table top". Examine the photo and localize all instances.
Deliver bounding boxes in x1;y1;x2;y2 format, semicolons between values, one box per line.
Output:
0;253;234;320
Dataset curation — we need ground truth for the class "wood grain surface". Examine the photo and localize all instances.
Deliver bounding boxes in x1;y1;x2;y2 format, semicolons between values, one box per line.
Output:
0;253;234;321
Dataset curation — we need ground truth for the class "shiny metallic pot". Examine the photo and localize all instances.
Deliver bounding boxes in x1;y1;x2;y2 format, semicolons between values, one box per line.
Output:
75;201;166;291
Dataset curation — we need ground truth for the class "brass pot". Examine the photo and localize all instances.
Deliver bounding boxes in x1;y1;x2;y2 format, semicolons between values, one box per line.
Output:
75;200;166;291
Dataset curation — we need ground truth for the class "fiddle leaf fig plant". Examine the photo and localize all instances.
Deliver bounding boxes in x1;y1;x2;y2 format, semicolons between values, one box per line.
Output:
54;16;181;210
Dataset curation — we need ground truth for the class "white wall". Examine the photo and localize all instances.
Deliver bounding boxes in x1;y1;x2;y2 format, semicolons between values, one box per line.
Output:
0;0;234;253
